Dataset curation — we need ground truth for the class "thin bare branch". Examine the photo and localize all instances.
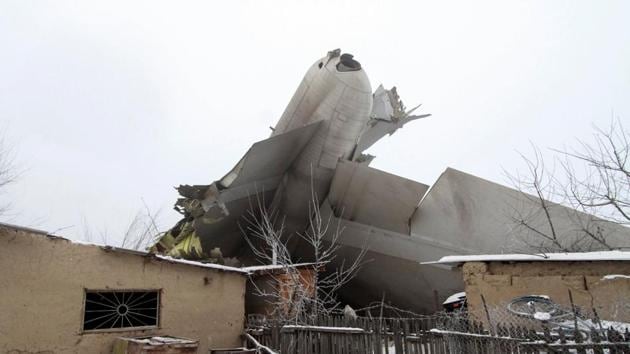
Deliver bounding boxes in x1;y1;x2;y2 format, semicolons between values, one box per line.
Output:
506;120;629;252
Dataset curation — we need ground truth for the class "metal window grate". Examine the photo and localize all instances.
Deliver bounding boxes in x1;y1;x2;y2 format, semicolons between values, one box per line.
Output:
83;290;159;331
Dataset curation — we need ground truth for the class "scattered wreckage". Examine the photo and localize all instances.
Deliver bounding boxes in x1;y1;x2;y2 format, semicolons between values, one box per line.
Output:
152;49;630;313
152;49;429;262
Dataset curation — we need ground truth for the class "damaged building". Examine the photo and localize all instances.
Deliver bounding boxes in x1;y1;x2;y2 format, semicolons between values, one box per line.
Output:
0;224;247;353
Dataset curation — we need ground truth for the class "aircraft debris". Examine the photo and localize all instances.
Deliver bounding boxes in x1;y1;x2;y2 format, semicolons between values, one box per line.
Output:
151;48;630;314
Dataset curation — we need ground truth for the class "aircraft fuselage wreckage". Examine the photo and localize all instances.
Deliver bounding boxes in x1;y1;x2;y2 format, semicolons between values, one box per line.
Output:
156;48;630;313
154;49;466;313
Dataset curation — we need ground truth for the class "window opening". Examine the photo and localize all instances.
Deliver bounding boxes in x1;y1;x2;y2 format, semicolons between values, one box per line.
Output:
83;290;159;331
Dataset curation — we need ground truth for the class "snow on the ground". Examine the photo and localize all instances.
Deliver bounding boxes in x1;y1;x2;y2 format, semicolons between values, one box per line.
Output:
534;311;552;321
601;274;630;280
282;325;365;333
122;336;197;345
556;319;630;333
600;320;630;332
245;333;279;354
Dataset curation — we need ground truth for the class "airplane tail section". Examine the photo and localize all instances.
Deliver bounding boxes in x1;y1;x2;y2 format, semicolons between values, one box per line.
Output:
153;121;324;259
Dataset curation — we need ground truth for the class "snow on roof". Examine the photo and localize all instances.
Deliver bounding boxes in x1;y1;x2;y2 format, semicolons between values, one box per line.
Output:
70;239;249;274
71;240;249;274
154;255;249;274
242;262;322;273
0;222;248;274
424;250;630;266
76;241;249;274
443;291;466;305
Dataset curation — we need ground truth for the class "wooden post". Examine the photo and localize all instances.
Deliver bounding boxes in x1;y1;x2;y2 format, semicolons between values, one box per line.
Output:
480;294;495;335
568;289;579;336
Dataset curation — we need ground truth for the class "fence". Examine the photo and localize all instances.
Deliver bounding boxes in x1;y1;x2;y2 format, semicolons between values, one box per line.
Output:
519;327;630;353
247;314;444;353
432;322;630;354
245;310;630;353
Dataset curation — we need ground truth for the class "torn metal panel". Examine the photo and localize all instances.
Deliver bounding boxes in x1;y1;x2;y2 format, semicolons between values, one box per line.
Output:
175;183;227;219
352;84;430;160
371;84;403;120
156;188;278;260
151;218;204;259
154;122;323;259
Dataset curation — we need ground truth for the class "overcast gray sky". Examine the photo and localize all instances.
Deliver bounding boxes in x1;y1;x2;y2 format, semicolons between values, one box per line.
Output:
1;1;629;244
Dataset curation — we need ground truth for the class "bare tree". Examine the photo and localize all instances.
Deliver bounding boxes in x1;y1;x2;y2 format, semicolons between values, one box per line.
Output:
0;134;18;217
243;192;368;324
120;200;163;251
507;120;629;252
561;119;629;226
82;200;163;251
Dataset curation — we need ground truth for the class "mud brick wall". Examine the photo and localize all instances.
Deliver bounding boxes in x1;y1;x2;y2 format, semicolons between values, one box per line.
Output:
0;226;246;354
463;260;630;323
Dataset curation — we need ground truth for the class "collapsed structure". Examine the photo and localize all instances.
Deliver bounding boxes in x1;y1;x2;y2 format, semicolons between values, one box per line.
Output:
153;49;630;313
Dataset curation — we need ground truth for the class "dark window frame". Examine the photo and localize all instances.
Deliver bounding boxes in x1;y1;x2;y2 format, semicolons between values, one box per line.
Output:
81;289;161;333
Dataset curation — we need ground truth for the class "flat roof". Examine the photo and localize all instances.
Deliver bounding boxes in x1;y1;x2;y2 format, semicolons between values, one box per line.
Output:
242;262;324;275
0;222;249;275
423;250;630;266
